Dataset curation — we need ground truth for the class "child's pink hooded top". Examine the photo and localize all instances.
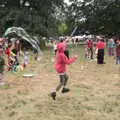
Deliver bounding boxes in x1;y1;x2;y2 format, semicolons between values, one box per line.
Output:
55;43;77;73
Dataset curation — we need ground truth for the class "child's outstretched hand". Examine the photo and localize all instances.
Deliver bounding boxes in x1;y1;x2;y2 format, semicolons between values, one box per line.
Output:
74;55;78;59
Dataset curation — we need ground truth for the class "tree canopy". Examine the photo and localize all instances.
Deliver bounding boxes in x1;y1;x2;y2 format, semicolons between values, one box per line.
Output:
0;0;120;37
0;0;64;37
65;0;120;37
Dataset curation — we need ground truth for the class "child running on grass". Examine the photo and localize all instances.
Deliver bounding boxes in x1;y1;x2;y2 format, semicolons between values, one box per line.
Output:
50;42;77;100
0;46;5;85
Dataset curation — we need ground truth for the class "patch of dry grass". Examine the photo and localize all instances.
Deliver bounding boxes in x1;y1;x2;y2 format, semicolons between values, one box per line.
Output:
0;46;120;120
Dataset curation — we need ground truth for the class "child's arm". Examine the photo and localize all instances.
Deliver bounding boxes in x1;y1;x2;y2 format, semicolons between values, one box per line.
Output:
61;54;77;65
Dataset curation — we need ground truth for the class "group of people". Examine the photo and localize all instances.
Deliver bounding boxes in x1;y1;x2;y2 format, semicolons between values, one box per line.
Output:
0;36;120;99
108;38;120;64
85;37;120;64
0;38;30;85
50;37;106;100
50;36;120;100
85;37;106;64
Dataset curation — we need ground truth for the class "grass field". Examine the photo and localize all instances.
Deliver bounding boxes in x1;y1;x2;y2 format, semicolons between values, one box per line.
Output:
0;45;120;120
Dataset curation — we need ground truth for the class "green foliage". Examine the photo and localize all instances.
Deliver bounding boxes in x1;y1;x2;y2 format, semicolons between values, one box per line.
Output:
1;0;120;37
86;0;120;36
39;39;47;50
0;0;64;37
58;23;68;35
65;0;120;36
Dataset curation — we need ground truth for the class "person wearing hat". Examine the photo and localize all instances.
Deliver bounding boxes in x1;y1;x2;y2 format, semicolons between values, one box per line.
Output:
96;37;106;64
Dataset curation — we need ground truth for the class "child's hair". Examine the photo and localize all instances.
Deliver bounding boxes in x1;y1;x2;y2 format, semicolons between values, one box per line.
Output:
7;43;12;48
60;39;64;42
100;39;104;42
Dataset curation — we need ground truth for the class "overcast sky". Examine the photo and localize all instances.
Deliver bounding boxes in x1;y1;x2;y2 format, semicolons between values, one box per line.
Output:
64;0;71;5
64;0;84;5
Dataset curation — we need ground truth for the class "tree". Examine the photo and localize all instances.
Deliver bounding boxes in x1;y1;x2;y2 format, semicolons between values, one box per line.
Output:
0;0;65;37
65;0;120;36
58;23;68;35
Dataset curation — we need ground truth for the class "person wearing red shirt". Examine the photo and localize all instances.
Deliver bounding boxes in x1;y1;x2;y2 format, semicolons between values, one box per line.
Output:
96;38;106;64
5;44;12;59
87;39;94;59
5;44;14;71
50;43;77;100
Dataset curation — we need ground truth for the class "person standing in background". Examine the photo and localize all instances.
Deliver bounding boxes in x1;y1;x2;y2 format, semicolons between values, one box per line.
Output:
96;37;106;64
108;38;115;56
87;39;94;59
115;39;120;64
